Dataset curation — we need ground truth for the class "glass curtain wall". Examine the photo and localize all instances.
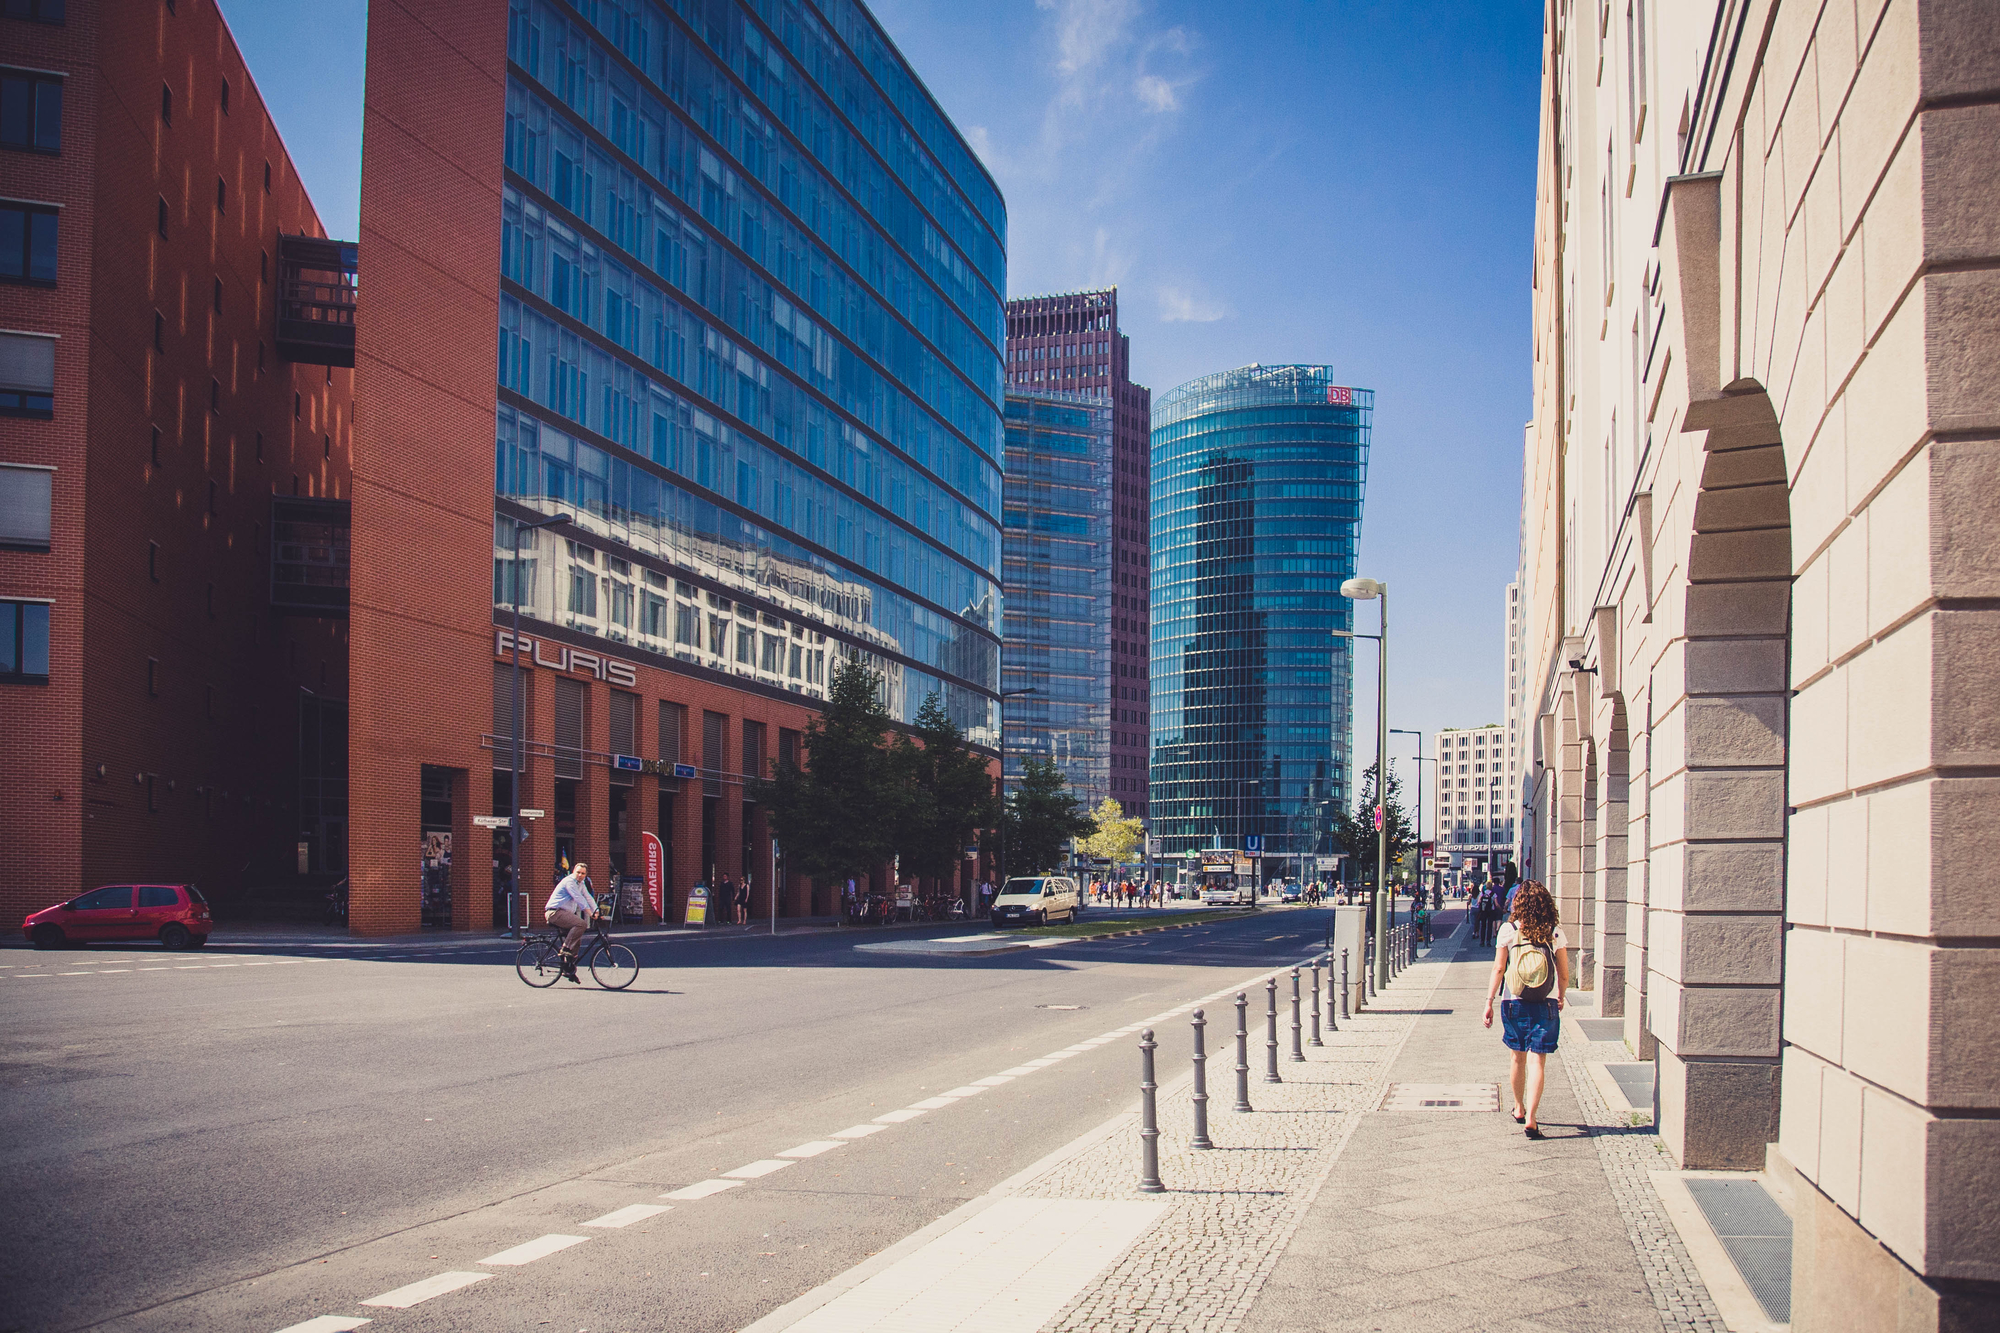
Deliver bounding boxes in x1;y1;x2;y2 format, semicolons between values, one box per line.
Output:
1001;392;1110;809
492;0;1006;741
1148;366;1372;869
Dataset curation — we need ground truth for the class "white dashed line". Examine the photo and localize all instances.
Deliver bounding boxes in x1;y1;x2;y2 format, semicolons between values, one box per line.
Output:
95;969;129;973
873;1108;926;1123
361;1271;491;1307
909;1096;958;1110
830;1124;888;1139
941;1085;989;1098
662;1179;744;1200
971;1075;1015;1087
57;972;88;976
722;1159;795;1179
272;1316;372;1333
479;1234;589;1266
583;1203;672;1228
778;1140;846;1159
139;967;170;971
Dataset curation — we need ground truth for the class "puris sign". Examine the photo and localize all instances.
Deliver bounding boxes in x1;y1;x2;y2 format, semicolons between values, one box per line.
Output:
495;630;638;687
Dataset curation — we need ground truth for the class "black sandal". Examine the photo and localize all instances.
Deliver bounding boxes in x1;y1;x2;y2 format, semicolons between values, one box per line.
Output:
1511;1108;1526;1124
1524;1125;1545;1139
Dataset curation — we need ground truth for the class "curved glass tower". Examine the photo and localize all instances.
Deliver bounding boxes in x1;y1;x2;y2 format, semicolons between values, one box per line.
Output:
1148;366;1372;872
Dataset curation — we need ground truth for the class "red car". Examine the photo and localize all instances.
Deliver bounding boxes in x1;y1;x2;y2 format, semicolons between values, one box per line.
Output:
23;884;212;950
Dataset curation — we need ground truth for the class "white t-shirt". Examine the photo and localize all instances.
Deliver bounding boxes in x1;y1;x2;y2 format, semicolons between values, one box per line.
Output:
1495;922;1567;996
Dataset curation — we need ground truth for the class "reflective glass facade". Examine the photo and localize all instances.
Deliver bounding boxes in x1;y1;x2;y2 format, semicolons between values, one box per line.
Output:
493;0;1005;743
1148;366;1372;863
1001;393;1110;804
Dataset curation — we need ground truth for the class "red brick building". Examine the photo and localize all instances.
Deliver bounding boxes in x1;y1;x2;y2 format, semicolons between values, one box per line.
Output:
0;0;354;932
343;0;1007;934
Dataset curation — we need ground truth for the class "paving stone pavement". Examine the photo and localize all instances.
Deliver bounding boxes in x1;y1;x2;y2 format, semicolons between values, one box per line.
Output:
1003;911;1724;1333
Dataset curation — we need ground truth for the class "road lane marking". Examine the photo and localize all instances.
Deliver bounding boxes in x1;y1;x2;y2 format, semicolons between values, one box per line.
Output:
13;973;50;978
480;1234;590;1265
970;1076;1014;1087
778;1141;846;1158
175;965;205;969
361;1271;491;1307
583;1203;672;1228
139;966;170;971
831;1124;888;1139
273;1317;372;1333
779;1196;1170;1333
723;1159;795;1179
873;1108;926;1123
663;1179;744;1200
208;964;239;968
996;1066;1039;1076
58;972;89;976
940;1086;989;1098
909;1096;959;1110
95;968;129;973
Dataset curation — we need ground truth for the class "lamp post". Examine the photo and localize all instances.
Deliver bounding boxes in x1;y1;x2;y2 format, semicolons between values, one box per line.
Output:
506;510;572;937
1391;728;1431;903
1338;576;1387;991
995;687;1037;886
1233;777;1261;900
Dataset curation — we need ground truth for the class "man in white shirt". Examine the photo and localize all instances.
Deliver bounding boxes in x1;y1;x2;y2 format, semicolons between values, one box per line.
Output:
545;863;596;980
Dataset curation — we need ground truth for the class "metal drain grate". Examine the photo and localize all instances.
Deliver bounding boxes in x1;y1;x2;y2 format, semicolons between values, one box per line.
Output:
1380;1082;1501;1112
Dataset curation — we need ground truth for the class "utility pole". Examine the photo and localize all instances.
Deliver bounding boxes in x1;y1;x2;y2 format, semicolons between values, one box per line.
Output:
506;511;570;938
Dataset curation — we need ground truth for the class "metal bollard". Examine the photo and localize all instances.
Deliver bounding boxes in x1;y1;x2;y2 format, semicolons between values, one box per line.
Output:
1264;977;1283;1083
1233;992;1253;1112
1190;1009;1214;1149
1138;1029;1164;1192
1309;958;1323;1046
1340;949;1351;1020
1289;968;1305;1061
1326;952;1340;1032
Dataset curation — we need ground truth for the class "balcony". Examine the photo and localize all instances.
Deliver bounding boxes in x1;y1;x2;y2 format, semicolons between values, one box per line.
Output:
275;235;357;367
271;496;350;616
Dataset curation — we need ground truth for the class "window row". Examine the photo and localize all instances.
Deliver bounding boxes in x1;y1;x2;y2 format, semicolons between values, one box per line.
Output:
498;296;997;587
0;330;54;417
503;78;1000;463
499;174;997;514
0;202;56;283
510;0;1003;312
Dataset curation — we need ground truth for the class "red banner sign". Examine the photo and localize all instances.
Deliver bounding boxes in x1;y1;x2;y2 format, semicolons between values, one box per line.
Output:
1326;386;1354;406
643;831;664;920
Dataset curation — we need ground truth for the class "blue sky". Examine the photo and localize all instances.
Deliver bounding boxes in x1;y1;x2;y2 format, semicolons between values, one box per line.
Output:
219;0;1540;836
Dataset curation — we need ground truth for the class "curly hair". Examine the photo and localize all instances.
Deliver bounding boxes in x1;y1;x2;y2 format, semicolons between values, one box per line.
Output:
1509;880;1559;946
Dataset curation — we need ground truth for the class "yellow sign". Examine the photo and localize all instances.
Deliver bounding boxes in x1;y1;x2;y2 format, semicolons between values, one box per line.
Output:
685;884;709;926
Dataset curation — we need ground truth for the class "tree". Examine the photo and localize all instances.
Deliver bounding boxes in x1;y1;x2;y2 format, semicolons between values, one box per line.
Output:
1000;756;1093;877
757;657;906;887
893;692;999;892
1079;797;1143;866
1333;762;1417;888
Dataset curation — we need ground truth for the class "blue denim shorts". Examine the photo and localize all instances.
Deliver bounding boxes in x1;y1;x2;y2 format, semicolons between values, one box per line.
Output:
1501;998;1560;1054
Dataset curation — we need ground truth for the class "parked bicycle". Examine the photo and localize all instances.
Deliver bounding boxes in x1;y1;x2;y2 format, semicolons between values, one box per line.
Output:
515;914;639;989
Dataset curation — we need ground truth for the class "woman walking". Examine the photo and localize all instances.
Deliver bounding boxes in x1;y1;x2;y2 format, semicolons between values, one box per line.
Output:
1481;880;1569;1138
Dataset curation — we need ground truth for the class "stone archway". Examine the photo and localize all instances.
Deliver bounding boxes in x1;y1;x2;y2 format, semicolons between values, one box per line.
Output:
1652;380;1792;1170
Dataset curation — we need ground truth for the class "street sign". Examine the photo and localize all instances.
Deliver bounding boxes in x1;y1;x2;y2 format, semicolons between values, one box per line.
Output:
518;808;545;819
615;753;643;772
1146;837;1162;856
1244;834;1262;854
473;815;510;829
673;763;698;779
1315;856;1339;872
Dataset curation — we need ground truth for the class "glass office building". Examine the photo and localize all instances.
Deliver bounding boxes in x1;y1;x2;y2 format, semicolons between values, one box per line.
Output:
1148;366;1372;870
490;0;1006;742
1001;392;1111;806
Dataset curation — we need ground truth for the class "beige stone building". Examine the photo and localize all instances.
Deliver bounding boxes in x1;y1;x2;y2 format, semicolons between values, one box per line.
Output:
1516;0;1999;1326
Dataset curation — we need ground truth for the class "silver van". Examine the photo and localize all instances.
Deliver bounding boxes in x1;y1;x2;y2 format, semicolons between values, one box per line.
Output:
990;875;1081;926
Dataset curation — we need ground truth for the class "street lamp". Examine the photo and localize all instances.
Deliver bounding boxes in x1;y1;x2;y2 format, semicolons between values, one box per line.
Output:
505;510;571;937
1391;728;1432;904
1338;575;1388;991
995;687;1037;886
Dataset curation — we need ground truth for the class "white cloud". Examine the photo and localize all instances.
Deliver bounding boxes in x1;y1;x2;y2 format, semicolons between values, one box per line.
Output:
1134;74;1177;112
1158;286;1231;323
1037;0;1140;81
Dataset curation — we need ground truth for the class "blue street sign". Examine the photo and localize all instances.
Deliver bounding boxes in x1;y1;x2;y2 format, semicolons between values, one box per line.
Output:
1244;834;1263;854
615;754;643;772
673;763;698;779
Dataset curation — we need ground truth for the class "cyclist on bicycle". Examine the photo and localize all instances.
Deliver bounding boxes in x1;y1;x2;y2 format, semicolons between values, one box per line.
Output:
545;862;596;983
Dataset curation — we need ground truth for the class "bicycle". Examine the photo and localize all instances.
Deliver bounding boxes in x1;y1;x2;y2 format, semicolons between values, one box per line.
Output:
515;916;639;990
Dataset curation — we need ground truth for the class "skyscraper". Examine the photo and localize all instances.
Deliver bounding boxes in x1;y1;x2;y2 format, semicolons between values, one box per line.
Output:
1004;289;1150;816
1148;366;1370;874
999;392;1109;810
345;0;1005;931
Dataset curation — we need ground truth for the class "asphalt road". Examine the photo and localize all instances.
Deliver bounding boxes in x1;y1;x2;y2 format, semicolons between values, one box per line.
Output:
0;907;1342;1333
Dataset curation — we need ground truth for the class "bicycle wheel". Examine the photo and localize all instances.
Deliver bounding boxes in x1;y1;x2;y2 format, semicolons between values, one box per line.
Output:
515;939;563;987
589;940;639;990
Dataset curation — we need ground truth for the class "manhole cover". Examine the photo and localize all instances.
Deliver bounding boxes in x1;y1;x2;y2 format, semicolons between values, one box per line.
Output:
1036;1004;1085;1010
1380;1082;1500;1112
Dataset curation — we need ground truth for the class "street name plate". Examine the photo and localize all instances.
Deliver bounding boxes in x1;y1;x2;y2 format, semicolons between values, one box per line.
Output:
518;808;545;819
472;815;510;828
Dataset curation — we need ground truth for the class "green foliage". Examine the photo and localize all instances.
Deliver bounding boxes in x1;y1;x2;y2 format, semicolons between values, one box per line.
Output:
893;692;999;885
757;657;906;885
1079;797;1144;864
1001;756;1094;876
1333;762;1417;886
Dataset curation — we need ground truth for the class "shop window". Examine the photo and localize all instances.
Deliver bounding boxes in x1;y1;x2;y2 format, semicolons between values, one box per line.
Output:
0;201;57;284
0;69;62;152
0;329;55;417
0;599;50;682
0;463;51;550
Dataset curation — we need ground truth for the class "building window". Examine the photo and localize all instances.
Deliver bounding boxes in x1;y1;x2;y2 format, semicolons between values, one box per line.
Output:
322;433;329;459
150;425;161;465
208;377;219;412
212;277;222;313
0;462;52;550
206;479;216;515
154;310;165;352
157;197;169;239
262;161;271;192
160;82;172;125
3;0;67;23
148;540;159;581
293;391;300;419
0;201;57;284
219;77;229;114
0;600;50;683
215;175;225;212
0;69;62;153
254;429;262;462
146;656;158;696
0;329;55;417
